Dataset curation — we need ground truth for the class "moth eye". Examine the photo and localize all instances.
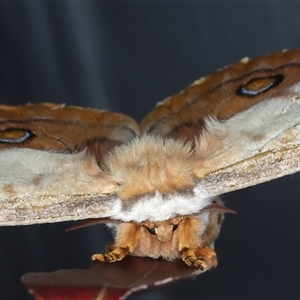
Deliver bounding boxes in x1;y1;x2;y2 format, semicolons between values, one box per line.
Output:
236;74;284;97
0;128;34;143
146;227;156;235
172;224;179;231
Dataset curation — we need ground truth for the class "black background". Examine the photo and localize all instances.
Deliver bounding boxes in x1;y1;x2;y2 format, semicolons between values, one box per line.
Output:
1;2;300;300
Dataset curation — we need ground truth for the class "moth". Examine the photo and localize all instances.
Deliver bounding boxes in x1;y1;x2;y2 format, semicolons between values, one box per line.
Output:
1;49;300;271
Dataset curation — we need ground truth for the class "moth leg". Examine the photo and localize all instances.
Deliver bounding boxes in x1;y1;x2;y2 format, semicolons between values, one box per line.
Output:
92;222;140;263
92;246;130;262
106;242;117;252
181;246;217;270
178;216;217;270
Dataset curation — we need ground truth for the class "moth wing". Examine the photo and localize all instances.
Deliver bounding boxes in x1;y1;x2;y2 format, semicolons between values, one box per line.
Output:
141;49;300;196
0;103;140;225
0;102;139;159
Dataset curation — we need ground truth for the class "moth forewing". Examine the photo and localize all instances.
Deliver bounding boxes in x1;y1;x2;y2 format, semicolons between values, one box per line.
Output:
0;148;119;225
198;98;300;170
192;95;300;195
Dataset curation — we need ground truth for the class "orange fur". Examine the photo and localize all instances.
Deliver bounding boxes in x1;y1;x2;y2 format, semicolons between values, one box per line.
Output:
92;198;224;270
181;246;217;270
177;217;202;251
92;222;140;262
104;136;196;200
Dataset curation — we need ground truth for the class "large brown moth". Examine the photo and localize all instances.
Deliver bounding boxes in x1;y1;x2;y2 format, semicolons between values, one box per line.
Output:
1;49;300;272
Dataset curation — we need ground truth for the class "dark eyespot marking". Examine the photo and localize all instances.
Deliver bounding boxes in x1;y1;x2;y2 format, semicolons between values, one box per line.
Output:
146;227;156;235
236;74;284;97
0;129;34;143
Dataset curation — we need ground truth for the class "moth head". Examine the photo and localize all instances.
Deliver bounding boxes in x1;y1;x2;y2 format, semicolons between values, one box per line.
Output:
141;216;183;242
138;200;235;243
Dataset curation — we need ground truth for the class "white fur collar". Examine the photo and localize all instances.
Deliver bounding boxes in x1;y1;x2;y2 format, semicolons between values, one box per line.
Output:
109;187;213;222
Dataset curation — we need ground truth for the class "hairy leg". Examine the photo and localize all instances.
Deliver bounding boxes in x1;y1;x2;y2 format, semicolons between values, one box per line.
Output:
92;222;140;262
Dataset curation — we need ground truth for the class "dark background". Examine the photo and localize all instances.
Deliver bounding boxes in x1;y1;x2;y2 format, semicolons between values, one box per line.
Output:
1;2;300;299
